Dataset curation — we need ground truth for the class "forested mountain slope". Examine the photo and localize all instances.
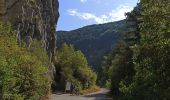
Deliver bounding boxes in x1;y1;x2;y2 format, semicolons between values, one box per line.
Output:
56;20;129;70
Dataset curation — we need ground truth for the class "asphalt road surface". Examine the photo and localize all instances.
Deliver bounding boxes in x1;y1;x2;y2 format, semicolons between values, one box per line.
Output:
50;88;111;100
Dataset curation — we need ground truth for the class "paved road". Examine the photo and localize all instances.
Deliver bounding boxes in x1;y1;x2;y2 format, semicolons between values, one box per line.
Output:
50;88;110;100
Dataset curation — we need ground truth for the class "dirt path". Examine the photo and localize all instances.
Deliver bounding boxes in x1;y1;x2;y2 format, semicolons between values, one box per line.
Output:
50;88;110;100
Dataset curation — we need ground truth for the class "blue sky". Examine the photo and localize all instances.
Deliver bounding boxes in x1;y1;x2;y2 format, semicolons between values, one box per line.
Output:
57;0;139;31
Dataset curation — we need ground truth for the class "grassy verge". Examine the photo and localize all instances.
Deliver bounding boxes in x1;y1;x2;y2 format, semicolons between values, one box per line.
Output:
80;85;100;95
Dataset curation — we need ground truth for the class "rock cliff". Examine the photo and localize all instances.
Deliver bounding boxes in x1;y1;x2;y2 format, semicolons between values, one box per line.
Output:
0;0;59;81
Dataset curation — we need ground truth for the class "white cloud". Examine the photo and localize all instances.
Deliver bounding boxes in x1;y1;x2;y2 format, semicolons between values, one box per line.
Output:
108;5;134;21
80;0;87;3
67;4;133;24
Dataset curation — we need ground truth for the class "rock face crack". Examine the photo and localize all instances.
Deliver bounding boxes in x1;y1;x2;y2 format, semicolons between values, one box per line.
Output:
0;0;59;82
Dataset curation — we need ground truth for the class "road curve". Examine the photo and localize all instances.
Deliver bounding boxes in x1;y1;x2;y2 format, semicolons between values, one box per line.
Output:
50;88;111;100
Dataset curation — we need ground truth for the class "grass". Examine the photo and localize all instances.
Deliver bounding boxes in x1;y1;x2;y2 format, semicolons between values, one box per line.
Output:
80;85;100;95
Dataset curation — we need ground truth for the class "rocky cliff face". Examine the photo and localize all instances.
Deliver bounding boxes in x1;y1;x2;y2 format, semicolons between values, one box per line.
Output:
0;0;59;80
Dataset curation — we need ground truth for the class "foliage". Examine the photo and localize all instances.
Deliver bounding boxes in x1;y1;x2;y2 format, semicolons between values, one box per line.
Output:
101;43;135;98
102;0;170;99
54;43;97;90
124;3;141;44
0;22;50;100
119;0;170;99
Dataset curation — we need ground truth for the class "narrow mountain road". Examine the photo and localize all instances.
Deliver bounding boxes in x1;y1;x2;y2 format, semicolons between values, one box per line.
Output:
50;88;111;100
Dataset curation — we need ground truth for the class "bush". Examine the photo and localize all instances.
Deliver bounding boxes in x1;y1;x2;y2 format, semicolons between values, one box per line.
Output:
0;22;50;100
117;0;170;99
54;43;97;90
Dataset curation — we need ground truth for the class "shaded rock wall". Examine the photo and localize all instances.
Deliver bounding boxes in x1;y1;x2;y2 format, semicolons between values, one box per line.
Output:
0;0;6;14
0;0;59;81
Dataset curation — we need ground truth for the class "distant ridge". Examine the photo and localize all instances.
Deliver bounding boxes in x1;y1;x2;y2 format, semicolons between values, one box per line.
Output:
56;19;129;70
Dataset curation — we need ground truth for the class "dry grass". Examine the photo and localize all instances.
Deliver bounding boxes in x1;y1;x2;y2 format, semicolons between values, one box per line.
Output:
80;85;100;95
41;87;51;100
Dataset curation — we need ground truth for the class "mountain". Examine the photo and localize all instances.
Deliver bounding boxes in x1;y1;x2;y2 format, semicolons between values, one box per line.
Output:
56;20;129;70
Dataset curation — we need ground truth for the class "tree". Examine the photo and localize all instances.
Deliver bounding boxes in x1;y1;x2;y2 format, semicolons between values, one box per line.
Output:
101;4;141;99
101;42;135;98
54;43;97;90
120;0;170;99
0;22;50;100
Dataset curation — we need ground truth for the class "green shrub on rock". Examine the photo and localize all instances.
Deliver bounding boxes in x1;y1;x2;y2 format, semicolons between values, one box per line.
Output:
0;22;50;100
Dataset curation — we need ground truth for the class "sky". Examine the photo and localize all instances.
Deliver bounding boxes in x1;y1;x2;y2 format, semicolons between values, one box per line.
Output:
57;0;139;31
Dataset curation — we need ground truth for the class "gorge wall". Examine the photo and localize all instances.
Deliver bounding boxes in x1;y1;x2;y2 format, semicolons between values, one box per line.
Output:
0;0;59;81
